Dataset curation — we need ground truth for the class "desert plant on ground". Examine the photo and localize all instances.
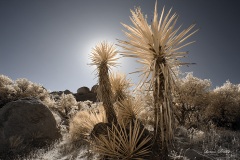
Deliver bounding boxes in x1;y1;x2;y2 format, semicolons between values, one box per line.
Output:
118;1;197;159
173;73;211;127
14;78;49;101
69;105;107;142
0;75;14;87
206;81;240;130
201;127;240;159
92;120;152;159
42;96;56;109
58;93;78;117
0;75;16;107
0;75;51;108
90;41;119;123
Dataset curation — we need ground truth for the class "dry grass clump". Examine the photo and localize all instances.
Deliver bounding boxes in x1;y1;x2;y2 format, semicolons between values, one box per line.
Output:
69;105;107;142
92;120;152;159
110;73;131;102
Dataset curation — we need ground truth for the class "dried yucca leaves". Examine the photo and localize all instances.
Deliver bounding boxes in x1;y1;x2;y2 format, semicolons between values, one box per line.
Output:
92;120;152;160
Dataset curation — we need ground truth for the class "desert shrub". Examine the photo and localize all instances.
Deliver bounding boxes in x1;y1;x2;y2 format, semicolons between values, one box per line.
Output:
42;96;56;108
13;78;49;100
134;82;153;107
203;128;240;157
173;73;211;128
58;93;78;117
92;120;152;159
0;75;14;87
0;75;51;108
0;75;15;106
205;81;240;130
69;105;106;142
78;100;94;110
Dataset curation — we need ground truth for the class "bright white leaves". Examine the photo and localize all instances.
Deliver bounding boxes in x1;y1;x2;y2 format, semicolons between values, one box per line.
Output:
90;41;119;69
118;2;197;85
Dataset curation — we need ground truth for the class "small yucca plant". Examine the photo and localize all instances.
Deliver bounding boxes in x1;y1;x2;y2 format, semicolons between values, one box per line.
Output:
90;41;119;123
110;72;131;102
115;97;143;125
92;120;152;159
118;1;197;159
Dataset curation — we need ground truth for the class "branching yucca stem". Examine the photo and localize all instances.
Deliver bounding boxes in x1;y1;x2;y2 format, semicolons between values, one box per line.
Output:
117;2;196;158
99;63;117;123
152;57;169;160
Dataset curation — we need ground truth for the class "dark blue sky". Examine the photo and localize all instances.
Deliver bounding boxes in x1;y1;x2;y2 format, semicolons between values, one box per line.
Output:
0;0;240;92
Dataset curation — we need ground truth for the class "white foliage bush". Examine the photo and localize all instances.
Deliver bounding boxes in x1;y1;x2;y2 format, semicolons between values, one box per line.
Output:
14;78;49;101
0;75;14;87
0;75;15;103
42;96;56;108
58;93;78;117
0;74;51;107
133;82;154;127
206;80;240;129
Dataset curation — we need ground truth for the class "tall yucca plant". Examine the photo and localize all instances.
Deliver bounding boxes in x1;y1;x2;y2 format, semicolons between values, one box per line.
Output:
118;2;197;159
90;41;119;123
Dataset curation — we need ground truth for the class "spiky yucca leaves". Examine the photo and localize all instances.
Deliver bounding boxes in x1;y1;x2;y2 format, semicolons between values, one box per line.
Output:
90;41;119;123
90;42;119;68
115;97;143;125
93;120;152;159
110;73;131;102
118;2;197;159
69;105;107;141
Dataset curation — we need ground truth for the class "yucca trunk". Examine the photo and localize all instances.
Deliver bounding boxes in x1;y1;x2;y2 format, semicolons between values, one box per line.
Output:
99;63;117;123
151;58;169;160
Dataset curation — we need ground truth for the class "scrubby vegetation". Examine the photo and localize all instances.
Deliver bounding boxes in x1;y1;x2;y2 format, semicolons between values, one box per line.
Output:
1;1;240;160
0;75;50;108
1;72;240;159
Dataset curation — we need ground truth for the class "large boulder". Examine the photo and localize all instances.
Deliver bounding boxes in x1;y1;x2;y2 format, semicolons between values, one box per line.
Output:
91;85;99;93
77;86;90;95
74;92;97;102
0;98;61;157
